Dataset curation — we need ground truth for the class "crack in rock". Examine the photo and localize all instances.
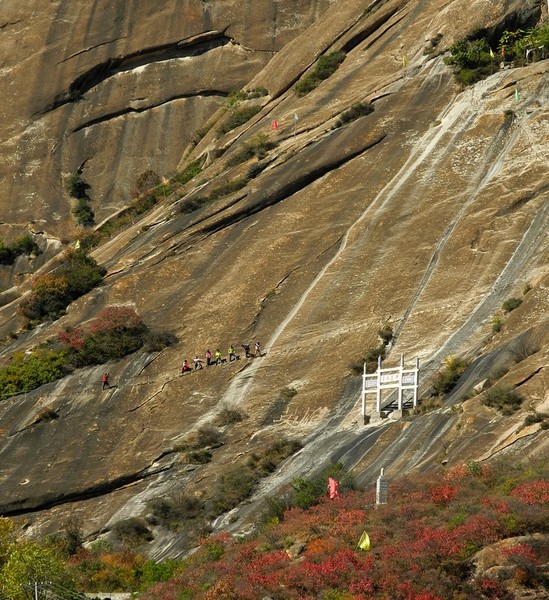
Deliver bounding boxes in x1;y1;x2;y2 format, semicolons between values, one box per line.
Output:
40;31;232;114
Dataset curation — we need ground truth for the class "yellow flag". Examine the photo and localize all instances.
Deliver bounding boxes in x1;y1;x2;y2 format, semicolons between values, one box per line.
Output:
489;48;495;59
357;531;370;551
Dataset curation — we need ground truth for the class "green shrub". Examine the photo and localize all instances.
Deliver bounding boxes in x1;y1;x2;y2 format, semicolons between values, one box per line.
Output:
0;349;70;400
444;38;495;85
66;169;95;227
0;234;40;265
66;171;90;200
184;449;212;464
227;133;277;166
10;234;39;257
279;387;297;401
18;251;105;324
208;177;249;201
492;314;502;332
378;323;394;345
291;462;353;510
74;230;103;252
72;198;95;227
148;494;205;530
96;176;176;241
431;356;468;396
111;517;154;546
195;425;223;449
179;197;208;214
213;406;246;426
247;438;302;477
209;466;256;516
202;438;302;517
482;384;522;414
499;25;549;63
172;160;202;185
294;51;346;96
57;517;84;557
349;342;388;375
413;396;443;415
502;297;522;313
334;102;374;128
217;105;262;136
365;344;387;371
59;250;106;299
179;175;248;214
524;412;548;426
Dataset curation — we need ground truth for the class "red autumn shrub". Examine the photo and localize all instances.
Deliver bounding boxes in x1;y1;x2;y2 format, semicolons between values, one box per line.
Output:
501;543;540;565
477;577;511;598
453;513;501;554
511;480;549;505
89;305;144;333
58;326;85;350
430;484;460;504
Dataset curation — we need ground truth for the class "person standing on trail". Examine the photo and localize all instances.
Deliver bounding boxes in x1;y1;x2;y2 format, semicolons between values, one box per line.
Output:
228;345;236;362
214;349;223;365
242;343;251;358
193;355;203;370
205;349;212;367
254;341;261;357
101;372;110;390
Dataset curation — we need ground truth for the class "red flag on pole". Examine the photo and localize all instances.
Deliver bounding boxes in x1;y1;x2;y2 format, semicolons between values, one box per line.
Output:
328;477;339;499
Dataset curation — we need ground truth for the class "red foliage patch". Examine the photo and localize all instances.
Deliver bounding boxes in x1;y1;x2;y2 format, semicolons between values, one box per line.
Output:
89;305;144;333
511;480;549;505
429;483;460;504
58;326;85;350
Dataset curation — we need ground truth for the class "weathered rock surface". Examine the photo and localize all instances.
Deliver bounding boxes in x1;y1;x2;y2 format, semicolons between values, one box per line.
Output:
0;0;333;238
0;0;548;580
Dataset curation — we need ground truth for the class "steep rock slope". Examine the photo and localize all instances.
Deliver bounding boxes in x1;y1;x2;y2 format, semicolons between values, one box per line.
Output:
0;0;548;558
0;0;333;239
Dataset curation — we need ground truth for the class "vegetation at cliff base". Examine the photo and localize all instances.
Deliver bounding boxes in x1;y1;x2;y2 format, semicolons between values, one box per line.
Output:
2;459;547;598
0;517;74;600
135;459;549;600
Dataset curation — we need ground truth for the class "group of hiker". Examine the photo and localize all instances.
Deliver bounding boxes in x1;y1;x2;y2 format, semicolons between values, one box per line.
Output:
181;342;262;374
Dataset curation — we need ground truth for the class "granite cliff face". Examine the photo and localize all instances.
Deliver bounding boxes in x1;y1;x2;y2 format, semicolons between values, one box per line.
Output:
0;0;548;560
